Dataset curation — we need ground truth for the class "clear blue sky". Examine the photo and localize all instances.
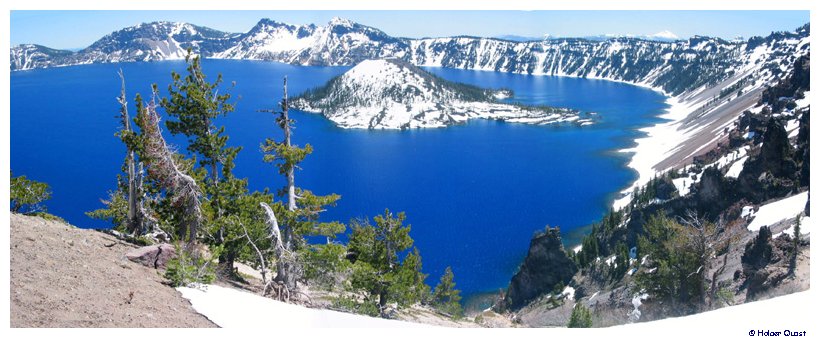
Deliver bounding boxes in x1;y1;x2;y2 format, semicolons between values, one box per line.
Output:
11;10;810;49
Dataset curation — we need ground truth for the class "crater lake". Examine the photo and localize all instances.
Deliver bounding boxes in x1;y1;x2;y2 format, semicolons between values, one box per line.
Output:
10;59;668;300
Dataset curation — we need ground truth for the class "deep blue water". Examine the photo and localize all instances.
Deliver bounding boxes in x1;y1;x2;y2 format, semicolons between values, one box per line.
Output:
10;59;667;298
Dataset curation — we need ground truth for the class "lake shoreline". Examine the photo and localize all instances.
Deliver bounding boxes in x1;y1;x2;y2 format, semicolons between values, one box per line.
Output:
611;95;690;210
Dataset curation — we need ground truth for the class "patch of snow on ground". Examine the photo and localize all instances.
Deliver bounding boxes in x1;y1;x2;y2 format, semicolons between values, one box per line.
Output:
673;175;696;196
741;206;757;219
629;293;649;322
605;255;617;267
178;285;429;328
614;96;695;210
562;286;575;301
795;91;810;109
725;156;748;178
614;291;812;332
785;118;800;138
713;146;748;170
747;192;809;232
776;215;812;238
589;291;600;301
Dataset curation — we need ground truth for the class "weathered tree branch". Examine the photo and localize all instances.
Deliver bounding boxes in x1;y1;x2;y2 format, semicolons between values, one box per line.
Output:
140;93;202;244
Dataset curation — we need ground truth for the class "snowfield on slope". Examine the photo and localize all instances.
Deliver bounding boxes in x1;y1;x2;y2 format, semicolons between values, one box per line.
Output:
746;192;809;232
178;285;430;328
179;284;814;330
613;291;813;333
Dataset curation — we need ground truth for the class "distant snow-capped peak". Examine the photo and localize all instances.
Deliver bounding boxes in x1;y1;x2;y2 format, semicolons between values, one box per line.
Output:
649;30;679;40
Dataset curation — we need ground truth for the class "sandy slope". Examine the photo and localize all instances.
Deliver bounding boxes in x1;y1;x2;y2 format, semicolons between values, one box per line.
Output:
9;213;216;327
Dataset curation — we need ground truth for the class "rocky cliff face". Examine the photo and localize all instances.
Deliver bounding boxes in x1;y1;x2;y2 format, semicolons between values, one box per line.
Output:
11;22;241;70
11;19;809;98
502;227;577;311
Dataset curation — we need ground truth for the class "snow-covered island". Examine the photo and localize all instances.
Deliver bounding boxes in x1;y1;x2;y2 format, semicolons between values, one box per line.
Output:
292;59;592;129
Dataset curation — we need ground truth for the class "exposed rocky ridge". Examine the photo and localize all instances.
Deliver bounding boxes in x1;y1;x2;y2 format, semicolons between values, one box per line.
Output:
10;18;809;99
499;52;810;327
502;227;577;311
292;58;587;129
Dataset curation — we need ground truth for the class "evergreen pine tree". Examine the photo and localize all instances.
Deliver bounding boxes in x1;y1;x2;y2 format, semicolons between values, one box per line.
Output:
346;209;422;316
10;171;51;214
432;266;463;318
154;51;267;269
613;242;630;279
789;215;802;276
87;70;150;235
568;303;593;328
389;248;430;306
261;76;343;290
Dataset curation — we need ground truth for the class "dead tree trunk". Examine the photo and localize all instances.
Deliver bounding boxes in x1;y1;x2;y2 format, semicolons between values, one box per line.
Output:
117;70;145;236
277;77;298;289
281;76;296;213
261;202;298;296
140;94;202;245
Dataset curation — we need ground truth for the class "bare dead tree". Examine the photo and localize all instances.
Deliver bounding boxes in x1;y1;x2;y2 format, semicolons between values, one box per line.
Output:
140;92;202;245
281;77;296;213
260;202;300;301
260;76;301;293
678;210;735;309
238;217;269;288
116;70;149;236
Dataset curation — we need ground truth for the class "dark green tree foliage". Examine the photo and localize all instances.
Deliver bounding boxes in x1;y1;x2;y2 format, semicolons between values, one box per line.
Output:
160;51;236;184
789;215;802;276
612;242;630;280
636;213;713;311
132;94;204;244
10;171;51;214
574;207;631;269
207;189;276;276
344;209;429;316
302;242;351;291
610;174;677;214
389;248;431;307
153;50;274;273
796;109;810;188
87;70;149;235
164;243;221;287
86;189;129;230
568;303;593;328
432;266;463;318
261;76;344;290
576;229;600;268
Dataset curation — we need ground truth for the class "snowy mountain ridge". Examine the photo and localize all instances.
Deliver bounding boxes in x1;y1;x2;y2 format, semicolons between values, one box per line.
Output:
292;59;588;129
10;18;809;97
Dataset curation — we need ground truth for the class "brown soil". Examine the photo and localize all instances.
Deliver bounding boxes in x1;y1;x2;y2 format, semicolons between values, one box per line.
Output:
10;213;217;328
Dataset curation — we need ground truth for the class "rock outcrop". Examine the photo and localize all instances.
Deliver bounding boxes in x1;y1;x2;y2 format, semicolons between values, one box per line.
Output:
502;227;577;311
125;243;177;269
738;118;800;203
741;226;794;300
